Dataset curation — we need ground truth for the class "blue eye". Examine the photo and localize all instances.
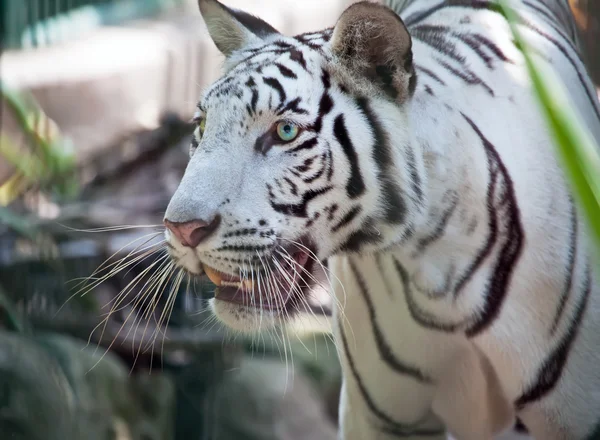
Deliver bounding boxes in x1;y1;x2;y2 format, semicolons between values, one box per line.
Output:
276;122;299;142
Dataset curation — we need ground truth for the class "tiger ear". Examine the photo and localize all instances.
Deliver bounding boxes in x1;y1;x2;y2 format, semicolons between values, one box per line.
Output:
198;0;280;56
331;1;416;101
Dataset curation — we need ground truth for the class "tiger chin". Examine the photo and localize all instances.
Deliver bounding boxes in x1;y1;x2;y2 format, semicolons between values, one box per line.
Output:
163;0;600;439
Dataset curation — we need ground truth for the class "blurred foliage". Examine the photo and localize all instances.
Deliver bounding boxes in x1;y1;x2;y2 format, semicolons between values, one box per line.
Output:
0;84;79;334
500;0;600;253
0;83;79;206
2;0;187;49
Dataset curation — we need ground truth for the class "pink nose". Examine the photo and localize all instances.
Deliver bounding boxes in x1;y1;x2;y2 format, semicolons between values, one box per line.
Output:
163;217;220;248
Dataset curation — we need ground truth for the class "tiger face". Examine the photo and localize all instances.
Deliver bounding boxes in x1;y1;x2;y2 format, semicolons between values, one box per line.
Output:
164;0;422;331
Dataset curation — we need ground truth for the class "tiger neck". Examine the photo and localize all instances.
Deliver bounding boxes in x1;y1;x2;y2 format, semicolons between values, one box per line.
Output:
383;92;488;262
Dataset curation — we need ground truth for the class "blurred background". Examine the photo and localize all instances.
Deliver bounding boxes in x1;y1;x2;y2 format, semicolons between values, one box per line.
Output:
0;1;598;439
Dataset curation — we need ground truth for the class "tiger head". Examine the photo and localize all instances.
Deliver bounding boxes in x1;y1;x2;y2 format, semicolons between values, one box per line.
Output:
164;0;424;331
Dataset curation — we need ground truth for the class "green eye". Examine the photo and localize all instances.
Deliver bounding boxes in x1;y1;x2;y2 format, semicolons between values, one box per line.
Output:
198;118;206;135
276;121;299;142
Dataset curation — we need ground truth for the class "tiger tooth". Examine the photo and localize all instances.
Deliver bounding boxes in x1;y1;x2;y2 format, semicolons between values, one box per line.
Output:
221;279;256;290
203;265;256;291
203;265;223;286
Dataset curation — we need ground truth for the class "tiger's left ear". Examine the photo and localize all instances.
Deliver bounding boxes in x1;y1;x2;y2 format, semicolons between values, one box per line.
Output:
198;0;280;56
331;1;416;101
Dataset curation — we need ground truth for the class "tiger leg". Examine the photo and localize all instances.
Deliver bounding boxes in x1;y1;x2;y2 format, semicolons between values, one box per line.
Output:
338;378;447;440
432;344;515;440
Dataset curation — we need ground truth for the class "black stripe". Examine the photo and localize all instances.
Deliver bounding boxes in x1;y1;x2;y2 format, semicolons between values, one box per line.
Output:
516;263;592;408
313;92;334;133
272;40;294;50
355;97;407;224
549;198;578;335
326;148;334;181
338;323;445;437
268;185;333;217
405;3;447;27
233;49;288;74
436;58;494;96
321;68;331;89
274;62;297;79
294;32;327;51
288;49;308;71
339;219;383;253
406;0;502;28
263;77;286;105
283;177;298;196
446;0;503;14
250;89;259;114
411;25;467;65
327;204;339;221
331;206;362;233
414;194;458;254
394;257;463;332
302;153;328;183
295;155;317;173
469;33;512;64
287;137;318;154
415;65;446;85
462;115;524;337
349;260;433;383
276;97;308;116
455;33;494;68
333;114;366;199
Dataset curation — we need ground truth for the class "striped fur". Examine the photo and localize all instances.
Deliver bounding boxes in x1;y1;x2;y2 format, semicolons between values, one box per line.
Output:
164;0;600;439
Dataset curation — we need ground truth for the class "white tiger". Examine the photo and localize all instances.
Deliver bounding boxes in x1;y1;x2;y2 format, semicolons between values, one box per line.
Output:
163;0;600;438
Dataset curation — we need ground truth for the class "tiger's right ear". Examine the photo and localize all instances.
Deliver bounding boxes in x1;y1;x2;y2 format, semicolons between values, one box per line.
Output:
198;0;280;56
330;1;416;101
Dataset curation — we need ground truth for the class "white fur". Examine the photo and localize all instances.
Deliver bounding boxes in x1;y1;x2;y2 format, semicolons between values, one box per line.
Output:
165;0;600;439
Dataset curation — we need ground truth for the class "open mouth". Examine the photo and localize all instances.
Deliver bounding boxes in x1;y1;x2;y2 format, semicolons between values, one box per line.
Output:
202;243;317;312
